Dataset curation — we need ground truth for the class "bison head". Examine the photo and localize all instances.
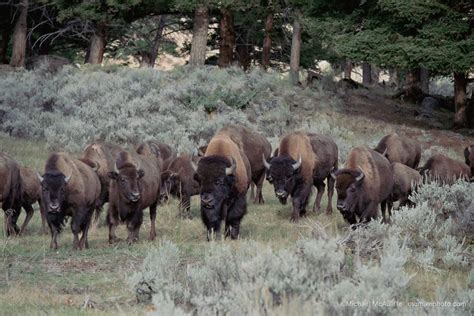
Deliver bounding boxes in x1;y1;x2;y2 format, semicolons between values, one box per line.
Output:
263;154;301;204
194;155;236;233
160;170;180;202
108;162;144;203
331;167;365;216
37;171;71;213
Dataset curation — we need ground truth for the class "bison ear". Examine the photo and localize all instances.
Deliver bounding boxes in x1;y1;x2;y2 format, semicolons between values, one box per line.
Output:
108;171;119;180
193;173;200;183
138;169;145;178
161;170;171;181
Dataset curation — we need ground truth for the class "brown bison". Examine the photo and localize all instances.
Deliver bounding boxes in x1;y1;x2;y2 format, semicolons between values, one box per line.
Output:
81;141;123;219
374;133;422;169
199;124;272;204
464;145;474;177
11;167;46;235
331;146;394;225
418;154;471;184
263;132;338;221
38;152;101;249
387;162;422;214
0;153;22;236
194;131;251;240
160;155;200;218
107;149;161;244
136;140;177;171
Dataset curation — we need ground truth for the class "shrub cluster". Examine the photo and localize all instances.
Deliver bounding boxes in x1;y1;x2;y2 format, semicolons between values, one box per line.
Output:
131;180;473;315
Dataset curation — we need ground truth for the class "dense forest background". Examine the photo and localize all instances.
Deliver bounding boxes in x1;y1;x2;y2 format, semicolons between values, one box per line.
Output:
1;0;473;126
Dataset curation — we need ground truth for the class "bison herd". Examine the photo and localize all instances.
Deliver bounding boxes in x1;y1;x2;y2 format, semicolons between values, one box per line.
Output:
0;124;472;249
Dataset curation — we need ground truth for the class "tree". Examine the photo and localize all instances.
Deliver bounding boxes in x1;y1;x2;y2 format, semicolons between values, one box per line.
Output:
262;11;273;69
218;7;235;67
10;0;28;67
189;4;209;66
289;15;302;84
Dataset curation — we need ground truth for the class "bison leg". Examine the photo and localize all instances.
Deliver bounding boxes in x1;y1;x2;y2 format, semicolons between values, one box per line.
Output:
149;202;158;241
225;195;246;240
291;186;311;222
254;172;266;204
79;209;93;250
127;211;143;245
107;206;120;244
312;180;325;213
49;225;59;250
326;174;335;215
381;200;390;223
249;183;256;202
19;203;35;236
179;195;192;219
39;200;48;235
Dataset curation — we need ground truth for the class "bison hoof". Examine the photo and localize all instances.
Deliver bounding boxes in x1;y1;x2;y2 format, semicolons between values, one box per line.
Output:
325;208;333;215
109;237;121;244
290;215;299;222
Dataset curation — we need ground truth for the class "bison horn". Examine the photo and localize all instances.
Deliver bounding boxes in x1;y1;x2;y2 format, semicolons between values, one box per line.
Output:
330;167;337;180
262;154;271;170
65;171;72;183
225;158;236;175
36;172;44;183
191;160;198;172
114;162;119;173
292;156;302;170
382;148;388;157
355;166;365;182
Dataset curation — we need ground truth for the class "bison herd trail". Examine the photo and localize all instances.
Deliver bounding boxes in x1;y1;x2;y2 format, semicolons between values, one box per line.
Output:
1;125;472;249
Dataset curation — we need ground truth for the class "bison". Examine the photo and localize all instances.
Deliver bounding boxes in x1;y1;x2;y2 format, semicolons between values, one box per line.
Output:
374;133;422;169
263;132;338;221
0;153;22;236
387;162;422;214
160;155;200;218
331;145;394;225
418;154;471;184
464;145;474;177
81;141;123;220
194;131;251;240
107;149;161;244
198;124;271;204
11;166;46;235
38;152;101;249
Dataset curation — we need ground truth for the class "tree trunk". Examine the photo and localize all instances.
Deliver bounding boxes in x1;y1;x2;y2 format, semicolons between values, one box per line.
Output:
189;5;209;66
146;15;166;68
371;64;379;83
85;24;106;64
139;53;152;68
262;12;273;69
453;72;467;126
0;28;10;64
236;43;250;70
388;68;399;88
344;59;352;79
404;68;423;101
218;7;235;68
362;62;372;85
420;68;430;94
10;0;28;67
289;17;302;84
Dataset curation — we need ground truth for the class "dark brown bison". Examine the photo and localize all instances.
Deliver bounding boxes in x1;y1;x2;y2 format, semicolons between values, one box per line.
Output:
38;152;101;249
387;162;422;214
263;132;338;221
198;124;271;204
107;149;161;244
194;132;251;240
464;145;474;177
136;140;177;171
81;141;123;219
374;133;422;169
160;155;200;218
418;154;471;184
12;167;46;235
0;153;22;236
331;146;394;225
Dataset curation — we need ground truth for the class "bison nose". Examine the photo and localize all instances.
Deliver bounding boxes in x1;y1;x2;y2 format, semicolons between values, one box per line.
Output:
337;203;347;212
49;203;60;212
275;190;287;198
201;193;214;207
130;192;141;201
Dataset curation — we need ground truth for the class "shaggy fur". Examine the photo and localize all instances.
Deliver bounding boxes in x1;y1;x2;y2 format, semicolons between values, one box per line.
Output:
374;133;422;168
418;154;471;184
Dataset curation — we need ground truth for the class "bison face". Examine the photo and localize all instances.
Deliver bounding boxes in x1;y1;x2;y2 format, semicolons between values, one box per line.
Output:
194;156;236;231
332;169;365;216
160;171;179;202
38;171;71;213
108;165;144;203
263;155;301;205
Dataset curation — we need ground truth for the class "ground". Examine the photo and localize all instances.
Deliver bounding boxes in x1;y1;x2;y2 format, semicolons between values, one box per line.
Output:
0;87;472;315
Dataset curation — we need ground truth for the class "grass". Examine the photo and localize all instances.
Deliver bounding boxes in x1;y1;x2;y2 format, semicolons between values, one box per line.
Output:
0;132;470;315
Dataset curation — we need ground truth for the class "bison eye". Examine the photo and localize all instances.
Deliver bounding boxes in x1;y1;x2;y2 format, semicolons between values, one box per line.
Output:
215;179;224;186
120;178;126;183
42;187;48;193
350;187;356;193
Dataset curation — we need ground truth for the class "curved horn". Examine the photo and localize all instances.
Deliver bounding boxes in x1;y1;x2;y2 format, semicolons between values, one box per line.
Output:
330;167;337;180
191;160;198;172
134;160;141;171
262;153;271;170
355;166;365;182
65;171;72;183
292;156;302;170
36;172;44;183
114;161;119;173
382;148;388;157
225;158;236;175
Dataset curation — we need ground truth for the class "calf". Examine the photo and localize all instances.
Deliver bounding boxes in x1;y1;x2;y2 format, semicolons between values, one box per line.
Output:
38;152;101;249
387;162;422;214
